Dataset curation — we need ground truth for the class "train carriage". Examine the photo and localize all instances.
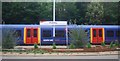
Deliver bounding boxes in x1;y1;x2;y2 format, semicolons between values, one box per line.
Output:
1;24;120;45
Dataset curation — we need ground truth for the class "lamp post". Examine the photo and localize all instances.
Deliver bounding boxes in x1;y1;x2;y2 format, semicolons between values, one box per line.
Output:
53;0;55;44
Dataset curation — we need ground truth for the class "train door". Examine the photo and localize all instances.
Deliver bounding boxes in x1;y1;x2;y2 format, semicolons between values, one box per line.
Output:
91;28;104;44
25;27;39;44
26;28;31;44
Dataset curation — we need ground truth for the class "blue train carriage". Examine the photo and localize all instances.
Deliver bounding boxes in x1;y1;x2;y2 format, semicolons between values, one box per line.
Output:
1;25;120;45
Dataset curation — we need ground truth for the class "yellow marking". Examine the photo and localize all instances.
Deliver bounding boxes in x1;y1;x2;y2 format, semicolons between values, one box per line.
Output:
38;28;40;44
90;28;92;43
102;28;105;43
24;27;26;44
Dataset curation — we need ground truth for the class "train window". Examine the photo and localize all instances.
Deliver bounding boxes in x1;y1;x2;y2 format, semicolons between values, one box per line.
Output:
16;30;21;37
99;29;102;37
116;30;120;37
55;30;65;37
27;29;31;37
93;29;96;37
34;29;37;37
107;30;114;37
42;30;51;37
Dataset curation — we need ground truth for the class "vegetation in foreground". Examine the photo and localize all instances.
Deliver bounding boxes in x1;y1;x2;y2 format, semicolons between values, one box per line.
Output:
69;27;88;48
2;28;16;49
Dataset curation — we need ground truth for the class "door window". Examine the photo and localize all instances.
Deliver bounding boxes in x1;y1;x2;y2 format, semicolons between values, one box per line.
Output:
93;29;96;37
27;29;31;37
34;29;37;37
99;29;102;37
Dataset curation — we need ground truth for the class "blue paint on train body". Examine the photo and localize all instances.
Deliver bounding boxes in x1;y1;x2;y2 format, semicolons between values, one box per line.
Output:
15;28;24;45
41;27;53;45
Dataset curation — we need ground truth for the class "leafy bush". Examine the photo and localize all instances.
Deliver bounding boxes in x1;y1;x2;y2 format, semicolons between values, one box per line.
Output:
101;42;106;46
2;28;16;49
52;43;56;49
69;43;75;49
86;43;91;48
109;41;114;48
69;27;88;48
34;43;38;49
114;40;119;47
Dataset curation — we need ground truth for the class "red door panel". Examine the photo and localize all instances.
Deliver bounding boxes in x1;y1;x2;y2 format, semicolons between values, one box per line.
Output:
32;28;38;44
98;29;103;43
26;28;32;44
92;29;97;43
26;28;38;44
92;28;104;44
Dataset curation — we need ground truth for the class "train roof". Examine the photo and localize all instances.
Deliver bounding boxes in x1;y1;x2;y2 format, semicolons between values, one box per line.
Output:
0;24;119;28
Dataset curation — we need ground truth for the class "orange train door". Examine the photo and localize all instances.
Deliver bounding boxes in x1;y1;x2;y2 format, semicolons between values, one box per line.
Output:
91;28;104;44
26;28;31;44
32;28;38;44
25;27;39;44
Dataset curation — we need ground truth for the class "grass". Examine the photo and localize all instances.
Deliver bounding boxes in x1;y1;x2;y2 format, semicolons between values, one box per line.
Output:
2;49;48;54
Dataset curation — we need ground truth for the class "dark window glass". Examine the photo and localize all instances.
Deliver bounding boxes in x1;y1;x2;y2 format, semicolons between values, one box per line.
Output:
55;30;65;37
34;29;37;37
16;30;21;37
85;30;88;32
107;30;114;37
99;29;102;37
93;29;96;37
42;30;51;37
116;30;120;37
27;29;31;37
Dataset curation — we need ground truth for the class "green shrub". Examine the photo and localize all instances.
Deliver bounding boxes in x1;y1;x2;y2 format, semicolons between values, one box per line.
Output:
34;43;38;49
114;40;119;47
69;27;88;48
52;43;56;49
2;28;16;49
101;42;106;46
110;41;114;48
69;43;75;49
86;43;91;48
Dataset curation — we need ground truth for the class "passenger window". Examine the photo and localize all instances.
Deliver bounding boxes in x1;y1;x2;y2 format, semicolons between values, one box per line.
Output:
34;29;37;37
55;30;65;37
116;30;120;37
16;30;21;37
99;29;102;37
107;30;114;37
42;30;51;37
93;29;96;37
27;29;31;37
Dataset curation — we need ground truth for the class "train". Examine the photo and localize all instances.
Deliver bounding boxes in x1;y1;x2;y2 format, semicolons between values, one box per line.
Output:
1;24;120;45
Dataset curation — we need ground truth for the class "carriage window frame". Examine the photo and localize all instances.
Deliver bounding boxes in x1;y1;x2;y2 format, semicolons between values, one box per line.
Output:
55;30;65;38
106;30;114;37
42;30;52;38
